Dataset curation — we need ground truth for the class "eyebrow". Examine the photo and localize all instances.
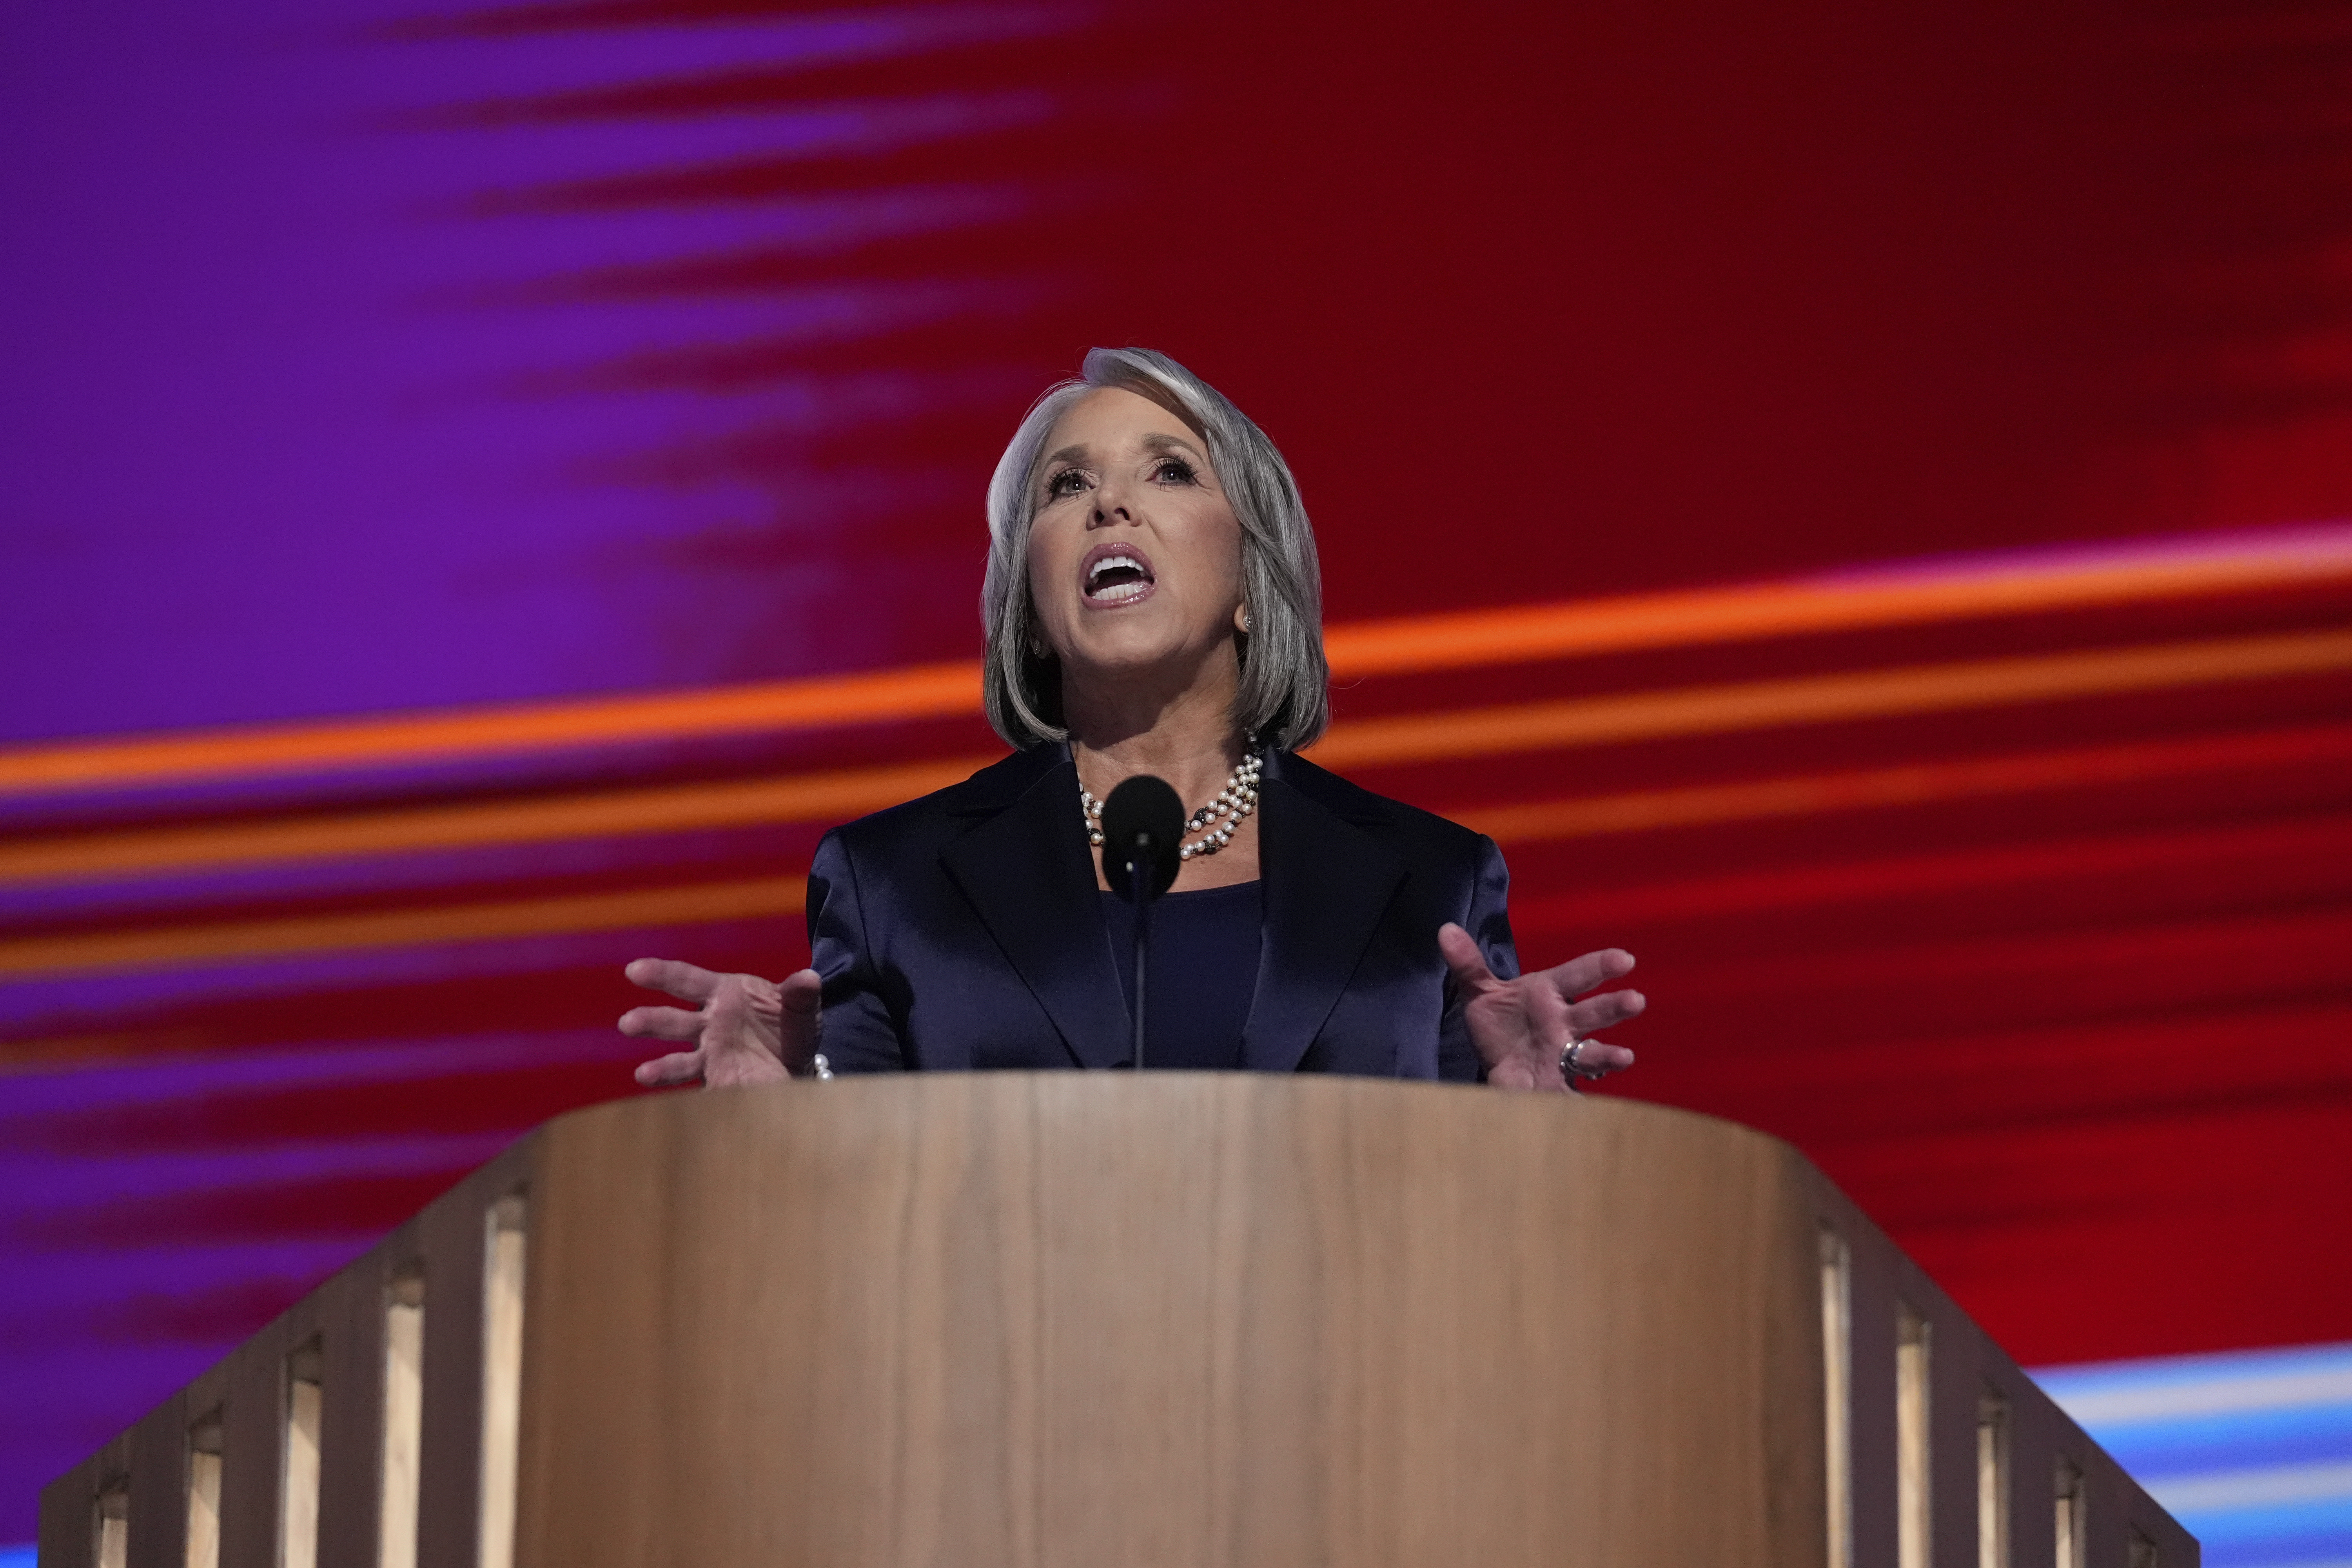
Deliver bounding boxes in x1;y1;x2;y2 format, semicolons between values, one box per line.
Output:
1040;432;1207;471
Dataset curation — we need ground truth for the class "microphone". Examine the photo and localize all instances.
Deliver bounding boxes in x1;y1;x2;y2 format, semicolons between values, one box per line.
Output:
1100;775;1183;1070
1101;776;1182;902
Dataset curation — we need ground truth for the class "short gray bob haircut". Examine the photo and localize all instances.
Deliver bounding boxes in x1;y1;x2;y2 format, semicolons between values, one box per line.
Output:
981;347;1330;752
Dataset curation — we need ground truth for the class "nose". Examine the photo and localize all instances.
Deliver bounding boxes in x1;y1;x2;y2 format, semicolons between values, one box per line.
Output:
1089;474;1137;527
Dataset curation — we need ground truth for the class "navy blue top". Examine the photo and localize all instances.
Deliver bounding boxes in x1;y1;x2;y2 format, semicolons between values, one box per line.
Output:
1100;881;1264;1071
806;746;1521;1079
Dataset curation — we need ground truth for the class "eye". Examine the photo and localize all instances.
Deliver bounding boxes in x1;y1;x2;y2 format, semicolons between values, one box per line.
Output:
1151;457;1197;484
1044;468;1089;499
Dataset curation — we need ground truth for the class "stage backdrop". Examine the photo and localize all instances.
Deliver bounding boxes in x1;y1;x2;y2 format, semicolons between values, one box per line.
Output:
5;0;2352;1555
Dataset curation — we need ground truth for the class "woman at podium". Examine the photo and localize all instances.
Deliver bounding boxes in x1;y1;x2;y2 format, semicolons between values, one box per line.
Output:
621;349;1645;1092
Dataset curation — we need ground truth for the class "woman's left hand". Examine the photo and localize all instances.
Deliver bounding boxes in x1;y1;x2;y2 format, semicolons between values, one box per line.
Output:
1437;922;1645;1092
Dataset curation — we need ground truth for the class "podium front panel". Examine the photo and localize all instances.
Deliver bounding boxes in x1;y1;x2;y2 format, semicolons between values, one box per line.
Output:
39;1076;2195;1568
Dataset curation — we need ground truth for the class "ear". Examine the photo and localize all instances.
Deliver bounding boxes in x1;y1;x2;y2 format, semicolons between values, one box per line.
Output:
1234;603;1252;635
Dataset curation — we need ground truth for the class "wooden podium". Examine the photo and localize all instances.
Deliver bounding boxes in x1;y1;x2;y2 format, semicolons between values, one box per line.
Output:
39;1076;2194;1567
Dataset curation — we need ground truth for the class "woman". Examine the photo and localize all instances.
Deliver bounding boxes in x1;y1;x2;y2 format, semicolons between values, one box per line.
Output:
622;348;1644;1090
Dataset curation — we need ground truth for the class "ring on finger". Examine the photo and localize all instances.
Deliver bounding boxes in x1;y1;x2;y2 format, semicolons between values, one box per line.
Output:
1560;1036;1607;1082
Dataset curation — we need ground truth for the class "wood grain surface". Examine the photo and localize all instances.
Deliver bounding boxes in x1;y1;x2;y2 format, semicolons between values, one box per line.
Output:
519;1075;1825;1568
41;1075;2196;1568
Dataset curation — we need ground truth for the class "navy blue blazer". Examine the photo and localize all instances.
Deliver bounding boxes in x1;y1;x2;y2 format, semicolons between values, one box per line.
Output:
806;744;1521;1080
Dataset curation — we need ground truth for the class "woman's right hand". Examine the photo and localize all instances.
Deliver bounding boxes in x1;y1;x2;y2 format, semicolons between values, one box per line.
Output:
620;958;822;1087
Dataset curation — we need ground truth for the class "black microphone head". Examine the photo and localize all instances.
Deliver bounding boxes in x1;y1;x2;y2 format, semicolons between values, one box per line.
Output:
1101;774;1183;901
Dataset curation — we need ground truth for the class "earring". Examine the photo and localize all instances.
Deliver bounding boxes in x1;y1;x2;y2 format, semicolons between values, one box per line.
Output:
1239;607;1253;634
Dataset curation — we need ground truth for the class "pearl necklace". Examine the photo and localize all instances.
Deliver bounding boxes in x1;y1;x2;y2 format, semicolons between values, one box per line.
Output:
1082;750;1263;861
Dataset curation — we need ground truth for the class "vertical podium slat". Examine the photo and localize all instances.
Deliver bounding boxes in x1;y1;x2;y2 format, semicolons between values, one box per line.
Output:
477;1194;528;1568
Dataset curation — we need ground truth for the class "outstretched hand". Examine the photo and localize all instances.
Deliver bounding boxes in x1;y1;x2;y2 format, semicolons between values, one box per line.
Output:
620;958;821;1088
1437;923;1644;1092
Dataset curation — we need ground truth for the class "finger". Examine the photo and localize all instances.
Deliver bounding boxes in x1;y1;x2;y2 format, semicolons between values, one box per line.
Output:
632;1049;705;1087
777;968;822;1016
760;969;824;1071
1436;923;1501;994
1541;947;1637;1000
1567;1039;1637;1077
624;957;722;1003
1566;988;1646;1036
617;1005;705;1041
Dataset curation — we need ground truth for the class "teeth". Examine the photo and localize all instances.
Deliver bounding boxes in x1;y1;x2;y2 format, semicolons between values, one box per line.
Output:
1085;554;1151;599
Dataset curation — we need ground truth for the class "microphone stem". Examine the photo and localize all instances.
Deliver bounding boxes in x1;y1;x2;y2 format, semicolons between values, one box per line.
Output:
1128;847;1151;1072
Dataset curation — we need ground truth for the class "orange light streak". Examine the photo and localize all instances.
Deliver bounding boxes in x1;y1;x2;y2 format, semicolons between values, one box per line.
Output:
1453;724;2352;844
0;878;807;980
5;631;2348;889
1503;811;2352;929
9;722;2350;980
0;662;982;800
1319;536;2352;677
0;758;989;887
1308;629;2352;770
4;533;2346;798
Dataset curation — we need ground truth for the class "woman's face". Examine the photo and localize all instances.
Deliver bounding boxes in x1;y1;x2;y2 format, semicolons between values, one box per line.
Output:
1026;386;1247;685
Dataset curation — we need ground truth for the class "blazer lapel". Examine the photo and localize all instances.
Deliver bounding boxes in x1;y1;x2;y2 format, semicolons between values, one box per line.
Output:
938;749;1134;1070
1239;762;1408;1074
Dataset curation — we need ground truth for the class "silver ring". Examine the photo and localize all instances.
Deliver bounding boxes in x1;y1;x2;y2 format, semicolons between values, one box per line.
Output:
1560;1038;1602;1081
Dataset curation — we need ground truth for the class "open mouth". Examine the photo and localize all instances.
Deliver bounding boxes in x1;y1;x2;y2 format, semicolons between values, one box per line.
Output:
1082;546;1157;605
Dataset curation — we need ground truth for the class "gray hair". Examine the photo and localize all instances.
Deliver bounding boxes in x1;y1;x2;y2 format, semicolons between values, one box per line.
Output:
980;347;1330;751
